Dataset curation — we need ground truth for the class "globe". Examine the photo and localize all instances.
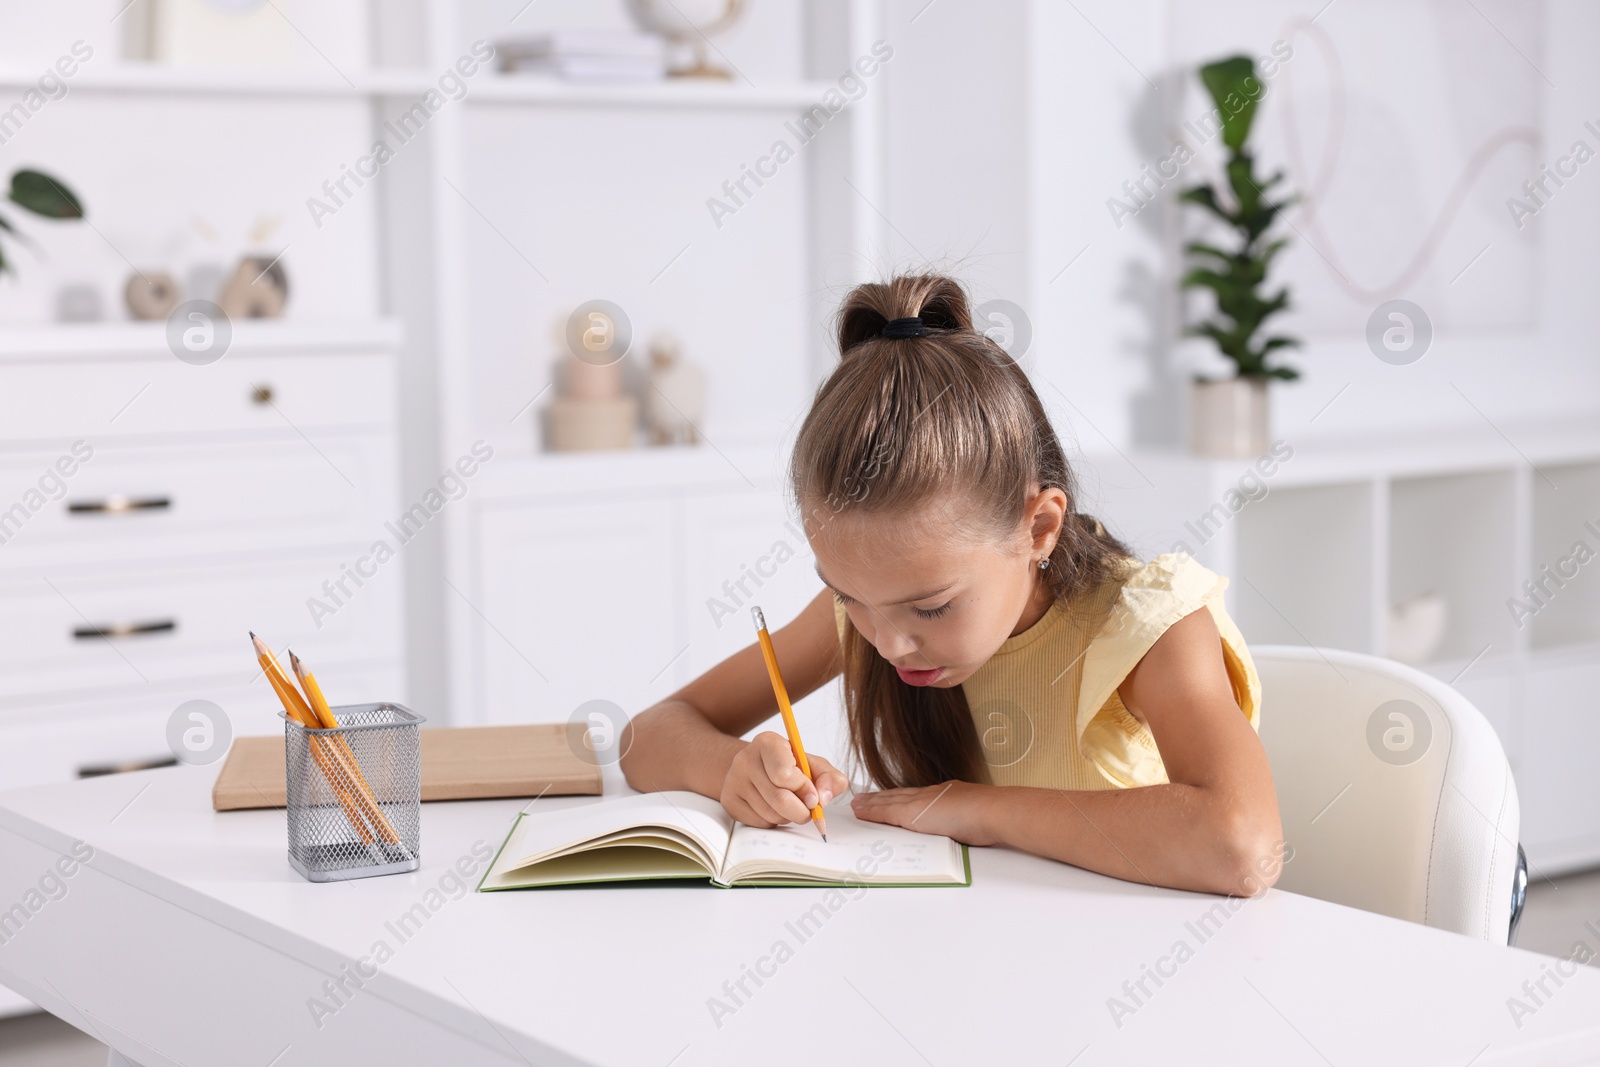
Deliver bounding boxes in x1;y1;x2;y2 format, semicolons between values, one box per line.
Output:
624;0;746;79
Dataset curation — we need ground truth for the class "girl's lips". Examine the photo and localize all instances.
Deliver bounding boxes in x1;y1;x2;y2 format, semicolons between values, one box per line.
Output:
895;665;944;686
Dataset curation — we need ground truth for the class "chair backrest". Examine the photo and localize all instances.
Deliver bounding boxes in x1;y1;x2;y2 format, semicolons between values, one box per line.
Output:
1252;645;1521;943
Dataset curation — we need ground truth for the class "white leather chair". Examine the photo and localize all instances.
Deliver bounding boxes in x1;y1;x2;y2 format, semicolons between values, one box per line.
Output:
1252;645;1527;944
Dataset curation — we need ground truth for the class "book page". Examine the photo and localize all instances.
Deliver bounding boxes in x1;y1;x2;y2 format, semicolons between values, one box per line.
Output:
479;845;711;890
499;790;734;873
722;797;966;885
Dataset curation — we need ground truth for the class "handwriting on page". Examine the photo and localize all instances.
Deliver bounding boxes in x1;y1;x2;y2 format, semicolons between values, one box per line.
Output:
736;822;939;876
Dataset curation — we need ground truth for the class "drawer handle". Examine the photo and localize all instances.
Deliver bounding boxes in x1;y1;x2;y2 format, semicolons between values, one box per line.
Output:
67;495;172;515
73;619;177;640
78;755;178;778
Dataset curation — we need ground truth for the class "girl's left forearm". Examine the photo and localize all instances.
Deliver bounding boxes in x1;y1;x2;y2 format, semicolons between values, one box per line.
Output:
976;782;1284;897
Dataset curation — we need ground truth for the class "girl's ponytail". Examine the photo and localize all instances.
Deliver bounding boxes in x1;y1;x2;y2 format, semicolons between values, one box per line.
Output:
837;274;973;356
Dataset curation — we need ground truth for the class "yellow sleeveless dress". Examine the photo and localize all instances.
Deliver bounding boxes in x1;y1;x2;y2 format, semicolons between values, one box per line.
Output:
831;552;1260;790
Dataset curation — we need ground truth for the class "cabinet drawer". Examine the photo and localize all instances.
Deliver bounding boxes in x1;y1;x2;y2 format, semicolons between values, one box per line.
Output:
0;660;404;792
0;438;394;568
0;554;402;708
0;353;394;445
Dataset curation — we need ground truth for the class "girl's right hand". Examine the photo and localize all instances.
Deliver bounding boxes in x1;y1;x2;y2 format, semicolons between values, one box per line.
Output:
721;730;850;829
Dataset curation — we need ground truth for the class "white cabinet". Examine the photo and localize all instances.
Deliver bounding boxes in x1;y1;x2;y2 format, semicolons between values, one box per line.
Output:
466;450;847;759
679;488;818;682
679;487;847;759
476;496;680;726
0;323;405;789
1518;654;1600;871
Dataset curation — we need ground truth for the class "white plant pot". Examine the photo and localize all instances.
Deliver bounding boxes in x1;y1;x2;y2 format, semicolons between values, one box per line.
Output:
1189;377;1270;458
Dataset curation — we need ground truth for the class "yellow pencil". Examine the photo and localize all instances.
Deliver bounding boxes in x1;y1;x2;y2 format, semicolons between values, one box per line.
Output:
751;606;827;841
284;645;412;860
252;633;403;851
252;635;377;850
289;648;381;797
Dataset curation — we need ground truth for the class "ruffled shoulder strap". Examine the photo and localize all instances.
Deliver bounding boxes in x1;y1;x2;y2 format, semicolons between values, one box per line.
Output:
1076;553;1261;787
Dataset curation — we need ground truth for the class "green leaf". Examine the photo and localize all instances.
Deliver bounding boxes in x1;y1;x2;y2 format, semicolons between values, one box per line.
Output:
1180;269;1249;313
1184;241;1235;263
1257;237;1290;267
9;170;83;219
1189;321;1253;365
1178;185;1236;224
1179;267;1231;290
1198;55;1262;152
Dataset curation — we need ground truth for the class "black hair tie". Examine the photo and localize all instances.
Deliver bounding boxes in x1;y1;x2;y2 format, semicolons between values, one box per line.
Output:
881;316;928;339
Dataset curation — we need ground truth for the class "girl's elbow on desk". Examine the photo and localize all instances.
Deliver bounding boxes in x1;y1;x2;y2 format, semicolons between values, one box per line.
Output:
1215;813;1288;897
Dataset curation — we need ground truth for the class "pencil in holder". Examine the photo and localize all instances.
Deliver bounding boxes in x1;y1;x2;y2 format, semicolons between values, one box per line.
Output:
282;702;424;882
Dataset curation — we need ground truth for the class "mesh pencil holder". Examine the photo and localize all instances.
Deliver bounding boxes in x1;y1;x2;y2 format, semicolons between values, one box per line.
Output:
282;702;424;882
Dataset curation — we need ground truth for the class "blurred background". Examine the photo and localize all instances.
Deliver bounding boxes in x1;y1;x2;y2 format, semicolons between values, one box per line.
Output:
0;0;1597;1046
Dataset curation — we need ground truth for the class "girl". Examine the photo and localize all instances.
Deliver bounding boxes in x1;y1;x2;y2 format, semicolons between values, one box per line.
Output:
621;273;1283;897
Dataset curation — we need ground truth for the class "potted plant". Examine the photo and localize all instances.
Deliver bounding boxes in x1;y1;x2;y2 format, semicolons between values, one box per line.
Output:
0;168;84;274
1179;55;1299;458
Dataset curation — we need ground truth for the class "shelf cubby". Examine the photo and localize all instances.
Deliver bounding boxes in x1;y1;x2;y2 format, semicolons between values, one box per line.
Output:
1232;481;1376;654
1529;461;1600;651
1388;470;1518;663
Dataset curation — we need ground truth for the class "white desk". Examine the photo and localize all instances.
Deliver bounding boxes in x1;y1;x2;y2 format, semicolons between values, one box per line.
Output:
1;762;1598;1067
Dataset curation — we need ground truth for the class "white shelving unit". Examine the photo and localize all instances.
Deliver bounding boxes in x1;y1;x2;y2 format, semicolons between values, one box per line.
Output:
392;0;887;734
1084;414;1600;874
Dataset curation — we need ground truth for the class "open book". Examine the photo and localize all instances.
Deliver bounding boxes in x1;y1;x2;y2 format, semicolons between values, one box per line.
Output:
477;790;970;890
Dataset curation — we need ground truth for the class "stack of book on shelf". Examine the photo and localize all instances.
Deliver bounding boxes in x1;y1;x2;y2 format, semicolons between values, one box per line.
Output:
495;29;667;83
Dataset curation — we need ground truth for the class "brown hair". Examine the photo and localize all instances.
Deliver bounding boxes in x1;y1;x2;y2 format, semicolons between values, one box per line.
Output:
790;273;1132;789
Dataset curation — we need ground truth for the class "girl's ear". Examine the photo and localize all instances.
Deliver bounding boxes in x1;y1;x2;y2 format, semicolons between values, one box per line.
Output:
1027;486;1069;554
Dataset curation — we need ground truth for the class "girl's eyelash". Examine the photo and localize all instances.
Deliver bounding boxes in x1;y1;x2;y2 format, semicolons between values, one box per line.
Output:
833;588;950;619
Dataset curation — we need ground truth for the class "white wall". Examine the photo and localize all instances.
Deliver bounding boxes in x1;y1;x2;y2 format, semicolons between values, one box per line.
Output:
878;0;1600;454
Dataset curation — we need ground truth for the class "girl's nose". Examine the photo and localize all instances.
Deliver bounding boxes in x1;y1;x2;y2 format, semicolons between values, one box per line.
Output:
869;618;919;662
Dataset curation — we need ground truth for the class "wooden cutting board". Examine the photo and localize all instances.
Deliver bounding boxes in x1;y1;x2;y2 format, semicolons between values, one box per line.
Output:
211;724;603;811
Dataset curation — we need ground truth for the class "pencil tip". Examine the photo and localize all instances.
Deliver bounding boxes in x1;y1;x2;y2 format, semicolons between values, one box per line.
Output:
248;630;256;638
